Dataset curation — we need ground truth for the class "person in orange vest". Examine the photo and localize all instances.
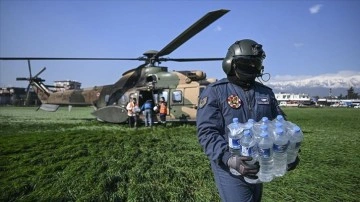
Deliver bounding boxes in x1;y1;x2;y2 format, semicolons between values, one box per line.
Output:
126;97;139;128
159;97;167;125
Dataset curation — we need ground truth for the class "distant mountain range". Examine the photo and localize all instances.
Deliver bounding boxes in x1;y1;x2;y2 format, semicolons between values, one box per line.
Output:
264;71;360;97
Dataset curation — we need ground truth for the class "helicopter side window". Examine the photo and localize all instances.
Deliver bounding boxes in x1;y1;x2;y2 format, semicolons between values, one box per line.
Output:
118;94;128;105
172;91;182;103
105;95;110;103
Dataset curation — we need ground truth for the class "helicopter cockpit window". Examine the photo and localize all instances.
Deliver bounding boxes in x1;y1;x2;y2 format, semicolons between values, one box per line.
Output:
172;91;182;103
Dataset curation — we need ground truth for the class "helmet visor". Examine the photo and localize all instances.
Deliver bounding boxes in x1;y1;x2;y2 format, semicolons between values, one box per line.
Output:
232;56;262;73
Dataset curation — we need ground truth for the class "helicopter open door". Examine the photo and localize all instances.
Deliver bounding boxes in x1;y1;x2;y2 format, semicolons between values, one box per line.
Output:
137;89;171;123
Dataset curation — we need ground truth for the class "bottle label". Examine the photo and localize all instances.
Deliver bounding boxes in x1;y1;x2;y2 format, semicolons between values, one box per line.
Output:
241;146;253;156
229;137;241;149
273;143;289;153
259;148;271;158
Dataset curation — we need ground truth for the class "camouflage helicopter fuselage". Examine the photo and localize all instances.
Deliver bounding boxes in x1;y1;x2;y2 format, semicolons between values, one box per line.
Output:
30;65;216;123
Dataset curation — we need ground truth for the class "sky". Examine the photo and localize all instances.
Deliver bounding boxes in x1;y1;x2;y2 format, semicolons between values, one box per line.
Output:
1;0;360;88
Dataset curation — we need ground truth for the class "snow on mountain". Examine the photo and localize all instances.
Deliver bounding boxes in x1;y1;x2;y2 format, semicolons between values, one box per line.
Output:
265;71;360;96
267;71;360;88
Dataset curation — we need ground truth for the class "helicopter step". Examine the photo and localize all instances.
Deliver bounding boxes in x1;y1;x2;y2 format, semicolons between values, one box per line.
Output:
38;103;60;112
92;106;128;123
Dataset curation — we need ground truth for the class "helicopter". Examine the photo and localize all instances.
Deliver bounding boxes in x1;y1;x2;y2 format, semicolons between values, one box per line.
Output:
0;9;229;124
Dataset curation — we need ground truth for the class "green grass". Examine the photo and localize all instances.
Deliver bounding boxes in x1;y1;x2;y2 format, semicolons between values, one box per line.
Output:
0;106;359;201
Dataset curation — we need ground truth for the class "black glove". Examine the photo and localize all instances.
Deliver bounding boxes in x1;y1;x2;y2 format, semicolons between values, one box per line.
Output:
287;156;300;171
227;156;260;178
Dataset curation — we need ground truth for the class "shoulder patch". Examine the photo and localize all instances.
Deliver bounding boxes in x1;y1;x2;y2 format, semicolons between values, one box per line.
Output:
199;97;208;109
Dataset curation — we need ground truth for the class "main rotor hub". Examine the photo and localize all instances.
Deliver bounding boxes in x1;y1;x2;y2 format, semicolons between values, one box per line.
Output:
143;50;160;65
143;50;158;58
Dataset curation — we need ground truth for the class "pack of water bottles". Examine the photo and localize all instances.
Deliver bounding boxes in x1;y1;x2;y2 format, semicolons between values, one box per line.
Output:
227;115;303;184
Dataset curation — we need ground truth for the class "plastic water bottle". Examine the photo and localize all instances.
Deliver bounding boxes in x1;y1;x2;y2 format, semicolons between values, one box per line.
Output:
254;117;273;139
240;129;259;184
258;125;274;182
244;120;257;158
227;118;243;175
272;115;288;131
254;117;267;132
287;124;303;164
272;123;289;177
227;118;243;155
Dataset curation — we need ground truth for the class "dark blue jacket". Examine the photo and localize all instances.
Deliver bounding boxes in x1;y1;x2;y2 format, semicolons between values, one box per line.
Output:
196;78;282;167
141;100;153;111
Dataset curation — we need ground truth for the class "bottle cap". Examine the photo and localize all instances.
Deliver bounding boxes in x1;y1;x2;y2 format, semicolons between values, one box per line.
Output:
233;117;239;123
261;117;269;122
276;115;284;121
276;127;284;135
247;119;255;124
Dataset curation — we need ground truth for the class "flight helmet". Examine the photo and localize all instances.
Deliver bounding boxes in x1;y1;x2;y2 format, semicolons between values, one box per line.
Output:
222;39;266;76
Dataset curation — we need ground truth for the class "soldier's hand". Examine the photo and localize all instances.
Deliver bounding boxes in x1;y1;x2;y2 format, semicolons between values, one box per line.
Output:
287;155;300;171
227;156;259;178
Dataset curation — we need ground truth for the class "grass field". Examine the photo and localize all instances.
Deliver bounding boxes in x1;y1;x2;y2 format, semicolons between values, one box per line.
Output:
0;106;359;201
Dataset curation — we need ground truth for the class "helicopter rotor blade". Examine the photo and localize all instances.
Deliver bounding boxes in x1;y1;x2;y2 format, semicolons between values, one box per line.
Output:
0;57;144;61
24;83;31;106
0;9;229;66
33;67;46;78
161;57;224;62
28;60;32;78
155;9;229;58
16;77;29;81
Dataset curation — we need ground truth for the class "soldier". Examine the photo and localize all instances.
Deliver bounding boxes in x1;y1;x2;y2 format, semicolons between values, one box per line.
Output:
196;39;299;202
126;97;139;128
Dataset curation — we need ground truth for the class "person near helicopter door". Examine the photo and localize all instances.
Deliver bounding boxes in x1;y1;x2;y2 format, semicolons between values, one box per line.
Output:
126;97;139;128
140;99;154;127
158;97;167;125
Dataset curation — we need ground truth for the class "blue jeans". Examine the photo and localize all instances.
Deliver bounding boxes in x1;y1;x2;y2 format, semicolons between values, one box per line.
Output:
143;109;152;127
211;161;263;202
